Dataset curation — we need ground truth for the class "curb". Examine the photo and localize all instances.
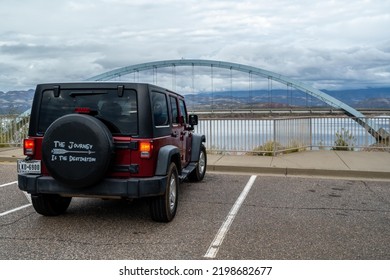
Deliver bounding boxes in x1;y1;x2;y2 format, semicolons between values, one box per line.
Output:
209;164;390;180
0;148;24;163
0;156;22;163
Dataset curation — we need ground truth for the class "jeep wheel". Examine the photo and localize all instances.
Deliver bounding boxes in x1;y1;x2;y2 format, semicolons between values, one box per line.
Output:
150;163;179;222
42;114;114;188
31;194;72;216
189;144;207;182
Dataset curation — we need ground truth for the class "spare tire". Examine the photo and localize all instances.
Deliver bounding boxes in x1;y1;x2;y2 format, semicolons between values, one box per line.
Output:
42;114;114;188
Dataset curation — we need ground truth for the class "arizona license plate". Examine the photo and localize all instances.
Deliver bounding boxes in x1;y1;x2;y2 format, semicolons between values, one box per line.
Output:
17;160;41;174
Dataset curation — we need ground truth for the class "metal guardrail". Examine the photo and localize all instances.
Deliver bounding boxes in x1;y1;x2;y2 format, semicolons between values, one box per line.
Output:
0;115;29;147
195;117;390;155
1;115;389;154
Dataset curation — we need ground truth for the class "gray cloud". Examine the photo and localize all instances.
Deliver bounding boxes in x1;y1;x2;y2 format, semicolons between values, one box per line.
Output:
0;0;389;91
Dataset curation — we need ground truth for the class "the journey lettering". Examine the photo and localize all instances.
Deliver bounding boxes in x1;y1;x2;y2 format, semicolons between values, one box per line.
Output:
68;142;93;150
50;140;96;163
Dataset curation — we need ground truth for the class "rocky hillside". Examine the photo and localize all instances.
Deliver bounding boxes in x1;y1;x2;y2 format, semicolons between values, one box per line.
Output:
0;89;35;114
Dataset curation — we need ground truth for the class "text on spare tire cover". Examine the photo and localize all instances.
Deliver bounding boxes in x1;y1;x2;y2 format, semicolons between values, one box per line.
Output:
50;140;96;162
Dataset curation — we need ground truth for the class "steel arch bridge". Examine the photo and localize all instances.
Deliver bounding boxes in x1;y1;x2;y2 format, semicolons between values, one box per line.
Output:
86;59;385;138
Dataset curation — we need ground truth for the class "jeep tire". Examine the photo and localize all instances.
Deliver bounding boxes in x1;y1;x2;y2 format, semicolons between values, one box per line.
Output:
150;163;179;222
31;194;72;216
189;144;207;182
42;114;114;188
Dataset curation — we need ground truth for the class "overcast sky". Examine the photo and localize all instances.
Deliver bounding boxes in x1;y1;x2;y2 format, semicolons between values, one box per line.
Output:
1;0;390;92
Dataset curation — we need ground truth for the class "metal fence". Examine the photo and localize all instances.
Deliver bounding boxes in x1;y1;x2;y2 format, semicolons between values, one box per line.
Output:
195;117;390;155
1;115;389;154
0;115;29;147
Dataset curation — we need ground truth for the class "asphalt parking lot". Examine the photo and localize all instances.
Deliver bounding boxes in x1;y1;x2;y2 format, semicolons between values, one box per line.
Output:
1;162;389;260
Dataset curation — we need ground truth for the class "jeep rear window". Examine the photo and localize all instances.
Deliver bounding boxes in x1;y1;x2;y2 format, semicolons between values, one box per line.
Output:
38;89;138;135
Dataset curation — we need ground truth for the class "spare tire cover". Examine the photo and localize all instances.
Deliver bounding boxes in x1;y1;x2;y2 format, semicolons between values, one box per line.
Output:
42;114;114;188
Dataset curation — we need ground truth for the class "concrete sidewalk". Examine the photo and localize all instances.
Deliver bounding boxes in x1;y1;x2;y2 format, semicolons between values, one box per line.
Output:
0;147;24;162
208;150;390;179
2;147;390;180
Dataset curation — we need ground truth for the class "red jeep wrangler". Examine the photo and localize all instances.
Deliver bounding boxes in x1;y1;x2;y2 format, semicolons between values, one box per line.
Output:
17;82;206;222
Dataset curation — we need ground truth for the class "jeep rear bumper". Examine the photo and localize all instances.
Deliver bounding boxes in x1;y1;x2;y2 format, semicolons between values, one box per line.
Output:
18;174;167;199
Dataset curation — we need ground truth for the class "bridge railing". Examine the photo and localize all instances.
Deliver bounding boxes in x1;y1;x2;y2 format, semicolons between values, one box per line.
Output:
0;115;29;147
195;116;390;155
1;115;389;154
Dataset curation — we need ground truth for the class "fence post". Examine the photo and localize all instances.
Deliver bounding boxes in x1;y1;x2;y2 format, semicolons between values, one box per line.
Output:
310;117;313;150
273;119;276;156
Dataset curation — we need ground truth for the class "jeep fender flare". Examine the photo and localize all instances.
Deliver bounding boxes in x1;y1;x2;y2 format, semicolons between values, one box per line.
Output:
190;134;206;162
155;145;181;176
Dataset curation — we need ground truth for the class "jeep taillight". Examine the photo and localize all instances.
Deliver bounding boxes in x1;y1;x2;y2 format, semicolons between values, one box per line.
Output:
139;141;153;159
24;139;35;155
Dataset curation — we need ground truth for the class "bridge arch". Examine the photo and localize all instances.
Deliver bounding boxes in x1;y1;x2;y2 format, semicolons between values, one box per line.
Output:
87;59;386;138
88;59;364;118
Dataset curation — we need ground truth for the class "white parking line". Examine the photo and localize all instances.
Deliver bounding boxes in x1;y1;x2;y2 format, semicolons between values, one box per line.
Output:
23;191;32;203
0;181;18;188
0;180;32;216
0;204;31;217
204;175;257;259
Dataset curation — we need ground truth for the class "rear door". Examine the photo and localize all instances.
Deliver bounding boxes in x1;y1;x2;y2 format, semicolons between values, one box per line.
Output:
178;98;191;165
169;96;188;167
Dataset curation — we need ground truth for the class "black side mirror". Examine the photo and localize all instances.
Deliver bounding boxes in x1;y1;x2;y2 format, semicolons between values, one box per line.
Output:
188;114;198;126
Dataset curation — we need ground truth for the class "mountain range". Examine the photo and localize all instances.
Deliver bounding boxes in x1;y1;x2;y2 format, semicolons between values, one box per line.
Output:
186;87;390;110
0;89;35;114
1;87;390;114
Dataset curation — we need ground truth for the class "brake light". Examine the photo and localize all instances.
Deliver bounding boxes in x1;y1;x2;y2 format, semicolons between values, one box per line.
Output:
24;139;35;155
74;107;91;114
139;141;153;158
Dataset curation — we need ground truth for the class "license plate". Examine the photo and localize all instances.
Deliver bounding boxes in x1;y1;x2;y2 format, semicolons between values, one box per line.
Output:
17;160;41;174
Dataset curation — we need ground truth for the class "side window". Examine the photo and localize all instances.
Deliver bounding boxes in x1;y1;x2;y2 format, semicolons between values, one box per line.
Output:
152;91;169;126
179;99;188;124
170;96;179;124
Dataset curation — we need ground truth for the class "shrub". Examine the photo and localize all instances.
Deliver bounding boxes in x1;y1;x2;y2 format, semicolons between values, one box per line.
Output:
332;128;356;151
252;141;282;156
